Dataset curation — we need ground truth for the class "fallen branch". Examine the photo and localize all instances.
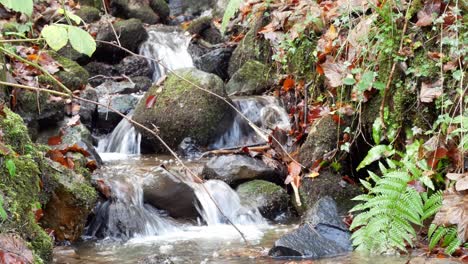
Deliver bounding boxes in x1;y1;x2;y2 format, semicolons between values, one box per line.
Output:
0;80;250;244
201;144;270;157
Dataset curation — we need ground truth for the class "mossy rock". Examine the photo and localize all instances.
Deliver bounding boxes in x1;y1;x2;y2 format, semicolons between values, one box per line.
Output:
226;60;274;96
128;8;160;24
228;17;272;77
0;22;18;34
78;0;103;9
149;0;170;22
186;16;212;35
237;180;289;221
0;107;33;154
76;5;101;23
46;51;89;91
133;68;234;152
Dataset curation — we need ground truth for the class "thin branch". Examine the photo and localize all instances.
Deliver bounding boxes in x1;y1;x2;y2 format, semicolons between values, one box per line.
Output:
0;80;249;244
96;40;305;168
0;38;44;43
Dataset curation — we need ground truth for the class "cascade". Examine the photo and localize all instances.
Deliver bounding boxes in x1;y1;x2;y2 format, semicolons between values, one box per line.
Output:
211;96;291;149
97;113;141;155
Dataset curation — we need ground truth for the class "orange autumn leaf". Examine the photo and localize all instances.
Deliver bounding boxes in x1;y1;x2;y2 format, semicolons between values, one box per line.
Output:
283;78;295;92
48;135;62;146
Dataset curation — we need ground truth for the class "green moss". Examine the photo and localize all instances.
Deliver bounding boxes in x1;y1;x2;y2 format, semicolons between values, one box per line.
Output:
150;0;170;21
76;5;101;23
1;22;18;34
78;0;103;9
237;180;284;196
47;51;89;91
226;60;274;95
286;36;317;78
128;8;159;24
186;16;212;35
0;107;33;154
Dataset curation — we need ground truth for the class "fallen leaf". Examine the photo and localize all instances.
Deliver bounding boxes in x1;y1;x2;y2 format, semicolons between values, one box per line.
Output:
420;79;443;103
432;190;468;241
66;115;80;127
321;56;348;88
86;160;98;172
146;95;156;108
283;77;295;92
0;234;34;264
47;135;62;146
60;144;91;157
416;0;442;27
306;171;320;178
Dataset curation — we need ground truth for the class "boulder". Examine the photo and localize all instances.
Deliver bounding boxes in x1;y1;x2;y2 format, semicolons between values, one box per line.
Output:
186;16;222;44
57;44;90;63
237;180;289;221
96;18;148;62
133;68;233;151
142;167;199;218
296;169;361;215
129;7;160;24
228;18;272;77
97;94;139;132
115;55;152;78
76;5;100;23
85;61;116;87
191;46;233;81
269;197;352;258
44;52;89;91
131;76;153;92
226;60;274;95
149;0;170;22
109;0;169;23
202;155;280;186
96;80;143;95
40;159;98;241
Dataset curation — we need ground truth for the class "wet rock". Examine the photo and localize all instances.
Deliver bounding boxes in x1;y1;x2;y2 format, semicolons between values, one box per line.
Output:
186;16;222;44
168;0;214;17
115;55;152;78
138;254;174;264
143;167;199;218
97;94;139;132
131;76;153;92
228;18;272;77
202;155;279;186
237;180;289;221
296;169;361;216
177;137;202;159
96;18;148;62
41;159;98;242
76;5;100;23
95;80;142;95
191;46;233;81
133;68;233;151
85;61;116;87
44;51;90;91
78;86;98;129
269;197;352;258
109;0;169;24
128;7;160;24
57;44;90;63
226;60;274;96
149;0;170;22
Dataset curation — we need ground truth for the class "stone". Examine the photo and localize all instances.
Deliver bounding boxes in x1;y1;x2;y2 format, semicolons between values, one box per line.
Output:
191;46;233;81
96;18;148;62
84;61;116;87
269;197;352;258
133;68;233;151
177;137;202;159
78;0;103;9
202;155;279;186
237;180;289;221
76;5;101;23
226;60;274;95
186;16;222;44
131;76;153;92
128;8;160;24
47;51;90;91
97;94;139;132
138;254;174;264
149;0;170;22
78;86;98;129
115;55;152;78
95;80;142;95
168;0;214;17
142;167;199;218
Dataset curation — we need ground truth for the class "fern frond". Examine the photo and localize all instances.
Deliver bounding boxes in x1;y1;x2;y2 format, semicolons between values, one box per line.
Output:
429;226;447;250
445;236;462;255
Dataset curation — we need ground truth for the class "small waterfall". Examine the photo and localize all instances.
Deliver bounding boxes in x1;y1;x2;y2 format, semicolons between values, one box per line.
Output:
211;96;291;149
140;28;194;81
97;113;141;155
192;180;266;226
86;170;180;239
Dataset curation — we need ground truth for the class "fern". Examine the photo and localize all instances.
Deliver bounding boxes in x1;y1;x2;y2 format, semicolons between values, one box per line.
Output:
221;0;242;34
428;224;463;255
350;162;442;254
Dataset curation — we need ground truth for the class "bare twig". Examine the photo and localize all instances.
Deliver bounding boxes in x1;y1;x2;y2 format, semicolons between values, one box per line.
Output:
101;0;122;47
0;80;250;244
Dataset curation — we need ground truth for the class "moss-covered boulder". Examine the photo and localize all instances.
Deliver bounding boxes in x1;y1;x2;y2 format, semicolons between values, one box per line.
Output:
228;18;272;77
76;5;101;23
78;0;103;9
237;180;289;221
128;8;160;24
133;68;234;151
149;0;170;22
226;60;274;96
109;0;169;24
45;51;90;91
0;107;97;262
96;18;148;62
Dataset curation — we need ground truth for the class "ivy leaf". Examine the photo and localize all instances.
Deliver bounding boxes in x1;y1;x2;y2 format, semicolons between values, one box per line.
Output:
67;26;96;57
0;0;33;16
357;145;394;171
41;25;68;51
5;159;16;178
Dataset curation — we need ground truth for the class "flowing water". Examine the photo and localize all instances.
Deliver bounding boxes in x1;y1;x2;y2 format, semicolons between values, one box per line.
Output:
139;28;194;82
97;113;142;155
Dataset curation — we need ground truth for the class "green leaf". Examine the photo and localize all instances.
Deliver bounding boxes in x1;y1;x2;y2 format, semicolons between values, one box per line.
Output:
0;0;33;16
58;8;82;25
357;145;394;171
372;118;382;144
5;159;16;178
41;25;68;51
0;196;6;221
221;0;242;34
67;26;96;57
343;77;356;85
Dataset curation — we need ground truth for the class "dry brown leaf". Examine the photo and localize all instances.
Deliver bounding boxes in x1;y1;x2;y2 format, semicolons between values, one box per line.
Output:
321;56;348;88
348;15;376;48
416;0;442;27
433;190;468;241
447;173;468;192
420;79;443;103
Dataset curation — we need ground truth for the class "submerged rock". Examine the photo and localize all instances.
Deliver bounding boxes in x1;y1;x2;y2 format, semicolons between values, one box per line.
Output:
236;180;289;221
142;167;199;218
133;68;233;151
269;197;352;258
177;137;202;159
226;60;274;96
202;155;280;186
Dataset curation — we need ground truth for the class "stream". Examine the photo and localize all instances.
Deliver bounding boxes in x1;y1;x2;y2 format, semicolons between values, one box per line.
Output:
53;25;461;264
